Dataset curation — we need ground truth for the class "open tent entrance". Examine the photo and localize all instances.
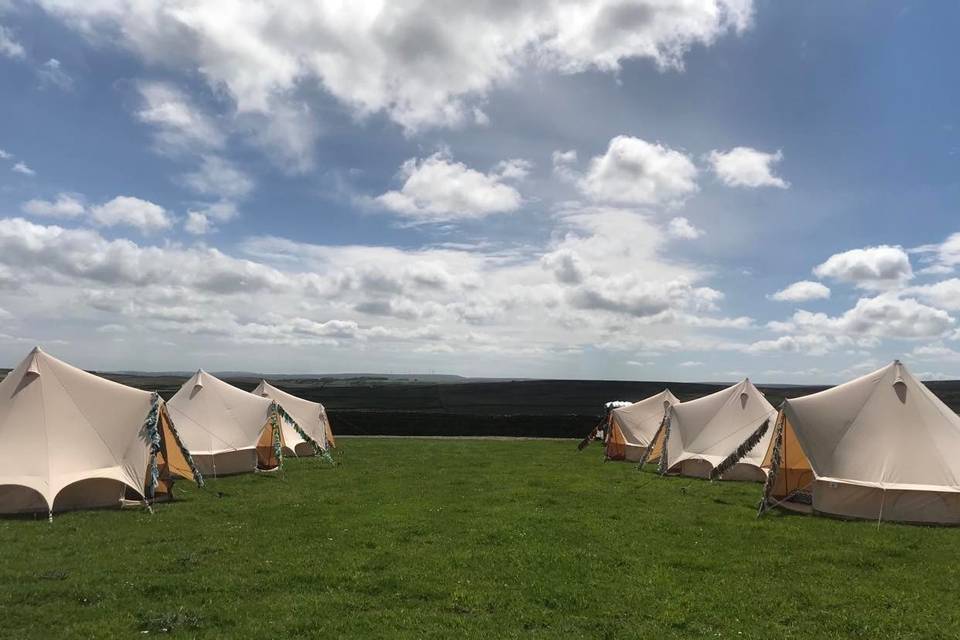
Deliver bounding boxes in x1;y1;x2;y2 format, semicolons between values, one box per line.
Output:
759;413;815;514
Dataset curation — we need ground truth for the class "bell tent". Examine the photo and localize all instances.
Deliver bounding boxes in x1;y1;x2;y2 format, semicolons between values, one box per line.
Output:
253;380;333;456
642;378;776;481
0;347;202;516
167;370;285;476
604;390;679;461
749;361;960;525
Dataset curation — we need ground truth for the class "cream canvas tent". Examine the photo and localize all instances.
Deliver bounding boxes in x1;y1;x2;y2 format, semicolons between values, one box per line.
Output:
642;378;776;481
253;380;332;457
748;361;960;524
0;347;202;515
604;390;679;461
167;370;285;476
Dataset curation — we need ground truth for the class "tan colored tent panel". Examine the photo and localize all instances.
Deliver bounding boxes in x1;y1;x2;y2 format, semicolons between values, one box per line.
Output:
761;361;960;524
0;347;200;515
605;422;628;460
664;378;775;481
254;380;330;456
606;390;678;461
167;370;279;476
255;416;284;469
762;415;814;502
643;421;667;468
158;408;197;484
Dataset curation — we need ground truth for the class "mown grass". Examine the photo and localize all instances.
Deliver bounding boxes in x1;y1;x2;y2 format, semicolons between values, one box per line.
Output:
1;437;959;638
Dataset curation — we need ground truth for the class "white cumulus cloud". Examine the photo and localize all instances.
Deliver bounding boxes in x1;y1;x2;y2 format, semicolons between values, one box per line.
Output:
909;278;960;312
770;280;830;302
0;24;25;59
12;162;35;176
375;152;524;222
708;146;788;188
911;344;960;362
579;136;698;206
35;0;752;139
136;81;225;153
911;232;960;274
21;193;86;218
667;217;704;239
180;155;254;201
773;294;953;340
89;196;173;233
183;201;239;235
37;58;73;91
183;211;213;235
813;245;913;290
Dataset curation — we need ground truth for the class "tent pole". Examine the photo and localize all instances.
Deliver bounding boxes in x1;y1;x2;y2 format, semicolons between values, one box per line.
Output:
877;489;886;529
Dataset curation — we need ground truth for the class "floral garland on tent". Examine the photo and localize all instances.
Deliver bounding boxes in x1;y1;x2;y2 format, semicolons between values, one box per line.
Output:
144;394;205;499
757;415;785;516
271;408;284;471
144;397;162;499
709;417;771;481
657;413;672;475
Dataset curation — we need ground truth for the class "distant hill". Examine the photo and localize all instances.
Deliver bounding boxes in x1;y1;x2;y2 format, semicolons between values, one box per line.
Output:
5;365;960;437
108;371;517;385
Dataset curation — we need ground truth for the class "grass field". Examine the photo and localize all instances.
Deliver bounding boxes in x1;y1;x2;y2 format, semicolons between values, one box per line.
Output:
2;437;959;639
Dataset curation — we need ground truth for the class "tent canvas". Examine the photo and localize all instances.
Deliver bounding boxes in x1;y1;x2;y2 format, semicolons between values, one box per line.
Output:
756;361;960;525
646;379;775;481
254;380;331;457
167;370;284;476
0;347;201;515
605;390;679;461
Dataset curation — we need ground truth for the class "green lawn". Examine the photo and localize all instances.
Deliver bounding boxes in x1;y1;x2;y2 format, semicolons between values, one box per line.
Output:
2;437;959;639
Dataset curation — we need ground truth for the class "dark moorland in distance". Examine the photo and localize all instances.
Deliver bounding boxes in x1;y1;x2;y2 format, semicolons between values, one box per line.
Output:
5;368;960;438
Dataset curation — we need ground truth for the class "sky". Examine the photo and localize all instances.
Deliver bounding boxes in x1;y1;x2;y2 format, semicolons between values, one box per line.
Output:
0;1;959;382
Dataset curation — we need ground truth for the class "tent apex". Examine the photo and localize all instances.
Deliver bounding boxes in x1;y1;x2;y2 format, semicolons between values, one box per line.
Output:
25;349;42;376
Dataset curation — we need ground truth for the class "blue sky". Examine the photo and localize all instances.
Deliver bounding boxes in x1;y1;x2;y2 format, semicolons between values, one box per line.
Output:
0;0;959;382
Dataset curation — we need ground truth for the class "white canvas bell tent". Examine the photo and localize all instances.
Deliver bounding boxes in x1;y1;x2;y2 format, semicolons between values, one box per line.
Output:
604;390;679;461
0;347;202;516
253;380;333;457
167;370;286;476
641;378;776;481
747;361;960;525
